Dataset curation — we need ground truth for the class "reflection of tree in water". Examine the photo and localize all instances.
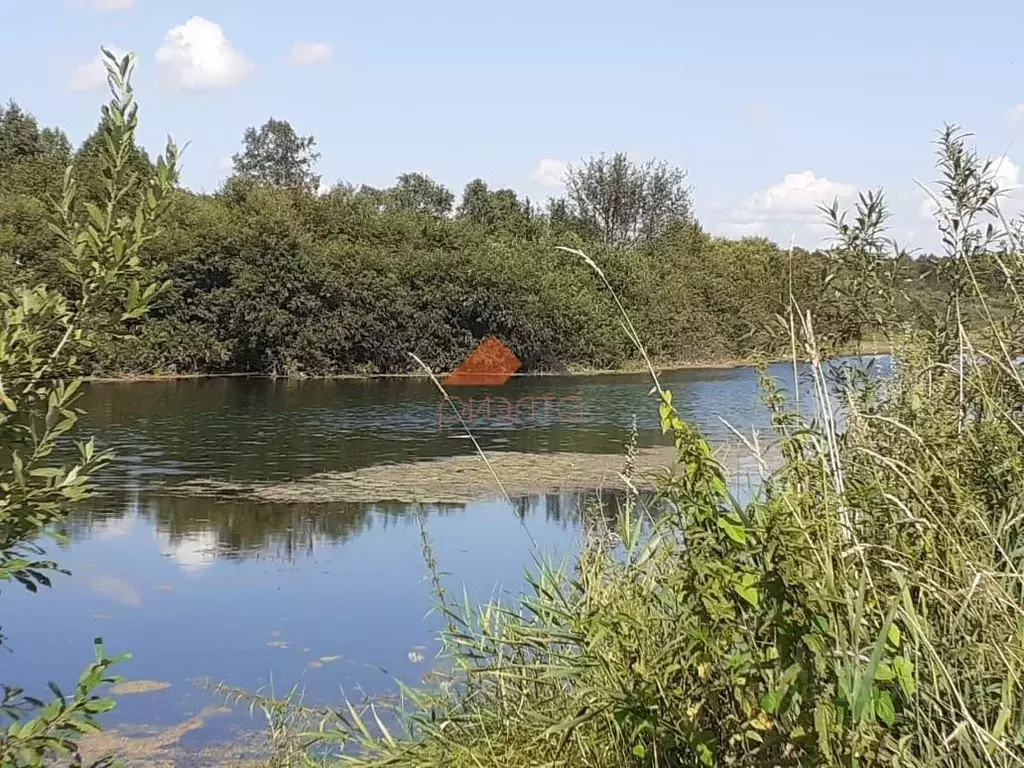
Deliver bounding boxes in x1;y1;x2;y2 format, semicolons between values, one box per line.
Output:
61;489;643;563
510;490;645;530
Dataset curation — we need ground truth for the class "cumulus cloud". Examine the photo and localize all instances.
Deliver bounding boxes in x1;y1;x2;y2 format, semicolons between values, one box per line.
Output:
720;170;856;244
1008;104;1024;125
919;155;1023;220
993;155;1021;192
289;41;333;67
918;195;940;220
155;17;251;92
67;47;126;92
89;0;133;9
530;158;568;188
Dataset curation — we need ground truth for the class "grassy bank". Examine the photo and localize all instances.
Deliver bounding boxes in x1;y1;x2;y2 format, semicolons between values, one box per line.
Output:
81;339;893;383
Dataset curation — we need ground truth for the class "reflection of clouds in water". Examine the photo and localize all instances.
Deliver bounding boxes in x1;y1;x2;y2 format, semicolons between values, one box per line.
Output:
93;487;143;540
93;514;136;540
156;530;218;572
88;574;141;607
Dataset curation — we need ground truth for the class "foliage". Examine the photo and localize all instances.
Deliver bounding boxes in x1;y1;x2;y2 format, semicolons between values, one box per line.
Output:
232;117;322;194
564;152;693;249
381;173;455;217
1;640;129;768
0;49;178;767
0;101;71;201
1;96;972;378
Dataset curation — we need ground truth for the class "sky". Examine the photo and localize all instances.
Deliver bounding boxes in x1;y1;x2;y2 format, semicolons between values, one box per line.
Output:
4;0;1024;251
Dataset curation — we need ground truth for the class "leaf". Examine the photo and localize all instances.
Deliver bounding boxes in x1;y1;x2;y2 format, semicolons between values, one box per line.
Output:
893;656;916;697
852;599;899;721
874;689;895;727
874;662;894;682
733;573;759;607
632;744;646;758
717;513;747;545
886;624;901;648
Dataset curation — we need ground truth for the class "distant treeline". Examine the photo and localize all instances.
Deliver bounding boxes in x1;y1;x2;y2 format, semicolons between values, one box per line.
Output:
0;104;995;376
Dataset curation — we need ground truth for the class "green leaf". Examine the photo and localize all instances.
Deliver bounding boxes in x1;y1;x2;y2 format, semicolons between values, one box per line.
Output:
893;656;916;697
717;513;746;545
886;624;901;648
874;662;894;682
874;689;895;727
733;573;759;607
632;744;646;758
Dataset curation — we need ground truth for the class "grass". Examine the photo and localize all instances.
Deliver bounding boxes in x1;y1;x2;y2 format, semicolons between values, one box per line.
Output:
225;129;1024;767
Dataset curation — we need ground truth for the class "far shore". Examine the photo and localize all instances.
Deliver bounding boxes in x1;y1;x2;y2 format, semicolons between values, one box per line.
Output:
85;341;892;384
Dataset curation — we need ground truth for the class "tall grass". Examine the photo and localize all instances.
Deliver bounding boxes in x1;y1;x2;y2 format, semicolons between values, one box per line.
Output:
254;128;1024;766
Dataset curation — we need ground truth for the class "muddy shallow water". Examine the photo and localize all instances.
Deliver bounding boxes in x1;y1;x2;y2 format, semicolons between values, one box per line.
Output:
2;358;886;764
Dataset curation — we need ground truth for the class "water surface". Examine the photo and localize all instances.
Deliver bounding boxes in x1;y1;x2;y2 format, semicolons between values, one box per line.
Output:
1;358;887;760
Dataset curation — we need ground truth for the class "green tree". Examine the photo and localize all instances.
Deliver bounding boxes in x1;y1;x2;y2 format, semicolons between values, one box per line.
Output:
457;178;531;232
0;50;178;766
385;172;454;217
0;101;71;199
563;152;693;249
231;117;321;194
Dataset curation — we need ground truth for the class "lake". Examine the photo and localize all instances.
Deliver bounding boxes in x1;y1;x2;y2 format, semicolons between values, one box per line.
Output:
0;357;886;764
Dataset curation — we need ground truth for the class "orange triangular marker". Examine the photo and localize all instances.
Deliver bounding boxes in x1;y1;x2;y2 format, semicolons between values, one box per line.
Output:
444;336;521;386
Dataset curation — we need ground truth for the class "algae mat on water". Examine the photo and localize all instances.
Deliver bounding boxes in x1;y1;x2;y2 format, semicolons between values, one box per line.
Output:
171;445;763;505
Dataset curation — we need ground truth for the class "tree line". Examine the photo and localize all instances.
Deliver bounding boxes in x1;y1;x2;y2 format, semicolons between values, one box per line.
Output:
0;103;972;377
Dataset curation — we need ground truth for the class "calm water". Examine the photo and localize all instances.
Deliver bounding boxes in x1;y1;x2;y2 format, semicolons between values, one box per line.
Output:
0;358;887;759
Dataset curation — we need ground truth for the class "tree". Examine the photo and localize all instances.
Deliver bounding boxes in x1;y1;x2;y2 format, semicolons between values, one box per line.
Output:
0;102;71;199
385;172;454;217
563;152;693;249
231;118;321;194
457;178;531;231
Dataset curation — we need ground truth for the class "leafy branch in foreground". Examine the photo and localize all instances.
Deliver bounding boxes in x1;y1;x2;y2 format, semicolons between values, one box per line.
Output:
0;48;178;767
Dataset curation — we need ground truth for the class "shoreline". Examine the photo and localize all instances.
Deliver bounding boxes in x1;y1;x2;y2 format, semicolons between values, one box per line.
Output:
84;342;892;384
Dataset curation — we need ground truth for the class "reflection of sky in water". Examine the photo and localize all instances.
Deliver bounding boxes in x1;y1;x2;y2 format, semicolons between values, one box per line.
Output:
4;356;888;754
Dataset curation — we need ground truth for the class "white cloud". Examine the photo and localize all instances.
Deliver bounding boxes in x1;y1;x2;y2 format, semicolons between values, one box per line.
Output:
918;195;940;219
67;47;126;92
289;41;333;67
993;155;1021;192
1008;104;1024;125
155;17;251;92
919;155;1023;220
530;158;568;188
316;180;332;196
89;0;133;9
720;170;856;245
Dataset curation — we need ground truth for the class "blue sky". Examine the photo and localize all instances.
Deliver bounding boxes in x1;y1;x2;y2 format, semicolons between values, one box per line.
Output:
5;0;1024;249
